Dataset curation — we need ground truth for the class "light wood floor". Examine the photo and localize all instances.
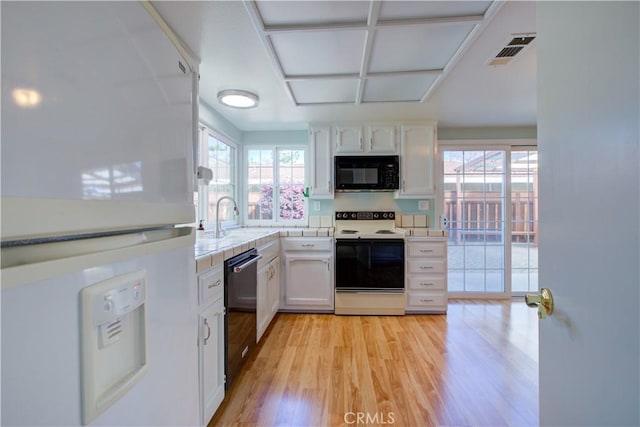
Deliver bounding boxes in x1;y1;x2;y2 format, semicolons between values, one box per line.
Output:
210;300;538;427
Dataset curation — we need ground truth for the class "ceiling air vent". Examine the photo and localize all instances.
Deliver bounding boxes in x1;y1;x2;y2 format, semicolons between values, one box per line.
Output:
488;34;536;66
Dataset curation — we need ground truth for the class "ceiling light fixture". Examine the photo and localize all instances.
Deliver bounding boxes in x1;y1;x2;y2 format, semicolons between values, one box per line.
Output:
217;89;259;108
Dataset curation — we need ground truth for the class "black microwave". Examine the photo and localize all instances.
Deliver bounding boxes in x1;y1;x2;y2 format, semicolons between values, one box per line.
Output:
334;155;400;191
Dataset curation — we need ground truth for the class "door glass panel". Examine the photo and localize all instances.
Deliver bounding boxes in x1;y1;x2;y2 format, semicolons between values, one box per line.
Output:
443;150;506;293
511;150;539;293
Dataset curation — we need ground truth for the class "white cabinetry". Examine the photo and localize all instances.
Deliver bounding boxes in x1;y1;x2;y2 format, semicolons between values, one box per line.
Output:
334;125;364;153
405;237;448;313
396;123;437;198
309;126;334;199
366;124;398;153
257;240;280;342
281;237;334;312
332;124;398;154
197;263;225;425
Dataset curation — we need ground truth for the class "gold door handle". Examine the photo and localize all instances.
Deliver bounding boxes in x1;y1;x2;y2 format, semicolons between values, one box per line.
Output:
525;288;554;319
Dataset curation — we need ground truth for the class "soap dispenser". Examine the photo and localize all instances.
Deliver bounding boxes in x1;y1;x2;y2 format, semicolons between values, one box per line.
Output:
196;220;205;239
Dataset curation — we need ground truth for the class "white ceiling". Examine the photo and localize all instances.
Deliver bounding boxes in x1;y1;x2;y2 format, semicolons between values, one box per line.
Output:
152;0;537;132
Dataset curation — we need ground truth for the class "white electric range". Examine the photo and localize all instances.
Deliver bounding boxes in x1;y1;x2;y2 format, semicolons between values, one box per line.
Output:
334;211;406;315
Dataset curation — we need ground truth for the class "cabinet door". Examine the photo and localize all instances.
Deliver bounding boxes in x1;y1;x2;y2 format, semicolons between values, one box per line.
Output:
309;126;333;199
334;125;363;153
267;257;280;320
199;299;225;426
366;125;397;153
397;124;436;197
256;263;270;342
283;254;333;309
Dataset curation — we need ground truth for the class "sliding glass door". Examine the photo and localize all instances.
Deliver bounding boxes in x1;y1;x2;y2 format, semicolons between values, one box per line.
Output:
443;150;507;294
441;147;538;296
510;150;539;294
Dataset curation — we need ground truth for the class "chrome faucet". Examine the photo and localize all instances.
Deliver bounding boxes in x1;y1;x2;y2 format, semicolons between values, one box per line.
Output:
215;196;239;238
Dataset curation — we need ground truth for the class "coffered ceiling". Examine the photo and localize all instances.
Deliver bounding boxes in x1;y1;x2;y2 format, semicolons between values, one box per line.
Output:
244;1;497;106
152;1;537;131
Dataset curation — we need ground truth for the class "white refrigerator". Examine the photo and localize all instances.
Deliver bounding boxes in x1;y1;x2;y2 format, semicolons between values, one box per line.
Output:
1;1;201;426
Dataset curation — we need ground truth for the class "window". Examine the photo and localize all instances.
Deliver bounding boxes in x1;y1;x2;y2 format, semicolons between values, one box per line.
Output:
246;147;306;224
197;126;237;227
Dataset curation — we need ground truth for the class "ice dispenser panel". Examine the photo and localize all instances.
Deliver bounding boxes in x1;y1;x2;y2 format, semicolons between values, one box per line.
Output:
80;270;148;425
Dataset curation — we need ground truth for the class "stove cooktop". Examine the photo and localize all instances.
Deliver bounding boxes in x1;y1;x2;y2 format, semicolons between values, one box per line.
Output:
335;211;404;239
335;211;395;221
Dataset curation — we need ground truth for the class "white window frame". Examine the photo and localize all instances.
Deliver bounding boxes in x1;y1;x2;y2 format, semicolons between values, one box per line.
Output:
198;125;239;230
244;145;308;226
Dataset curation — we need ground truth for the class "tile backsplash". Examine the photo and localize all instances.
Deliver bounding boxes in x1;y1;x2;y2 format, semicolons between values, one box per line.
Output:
396;214;429;228
309;192;436;227
308;215;334;228
307;213;430;228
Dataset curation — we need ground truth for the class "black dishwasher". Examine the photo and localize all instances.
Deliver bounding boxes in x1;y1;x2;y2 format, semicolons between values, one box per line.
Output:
224;248;261;390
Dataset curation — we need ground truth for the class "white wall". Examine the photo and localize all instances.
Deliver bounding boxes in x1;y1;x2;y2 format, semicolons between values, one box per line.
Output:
537;1;639;425
439;126;536;140
199;100;242;143
243;130;307;146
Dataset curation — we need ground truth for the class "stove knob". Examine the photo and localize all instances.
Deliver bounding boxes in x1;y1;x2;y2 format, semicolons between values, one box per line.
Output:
373;212;379;219
351;213;357;219
388;212;395;219
382;213;388;219
336;213;342;219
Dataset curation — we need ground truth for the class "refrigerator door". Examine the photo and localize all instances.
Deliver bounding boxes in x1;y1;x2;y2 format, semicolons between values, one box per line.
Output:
1;1;197;241
1;229;199;426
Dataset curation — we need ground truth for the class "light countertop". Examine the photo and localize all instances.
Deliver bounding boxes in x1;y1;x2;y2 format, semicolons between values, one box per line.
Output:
194;227;333;272
194;226;446;273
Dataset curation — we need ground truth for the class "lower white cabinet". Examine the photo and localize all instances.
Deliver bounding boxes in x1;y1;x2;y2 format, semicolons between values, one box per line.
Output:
257;255;279;342
281;237;334;312
405;237;448;313
197;263;225;426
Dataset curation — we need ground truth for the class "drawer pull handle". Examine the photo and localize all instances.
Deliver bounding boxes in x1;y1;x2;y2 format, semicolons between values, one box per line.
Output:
419;249;434;253
420;283;434;287
420;299;434;303
419;266;433;270
208;279;221;289
301;244;315;248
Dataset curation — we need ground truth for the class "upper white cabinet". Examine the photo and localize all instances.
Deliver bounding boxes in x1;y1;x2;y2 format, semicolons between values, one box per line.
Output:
333;124;398;154
334;125;364;153
396;123;437;198
366;125;398;153
308;126;334;199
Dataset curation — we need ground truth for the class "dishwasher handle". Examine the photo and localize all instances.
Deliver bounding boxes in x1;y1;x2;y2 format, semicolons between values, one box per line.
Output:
232;254;262;273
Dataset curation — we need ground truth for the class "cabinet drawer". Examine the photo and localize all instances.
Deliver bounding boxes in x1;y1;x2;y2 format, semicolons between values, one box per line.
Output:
258;239;280;268
407;292;446;308
281;237;332;252
407;242;444;258
408;276;446;291
407;259;445;274
198;264;224;306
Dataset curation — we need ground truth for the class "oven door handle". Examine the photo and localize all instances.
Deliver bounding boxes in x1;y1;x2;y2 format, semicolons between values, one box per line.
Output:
232;254;262;273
